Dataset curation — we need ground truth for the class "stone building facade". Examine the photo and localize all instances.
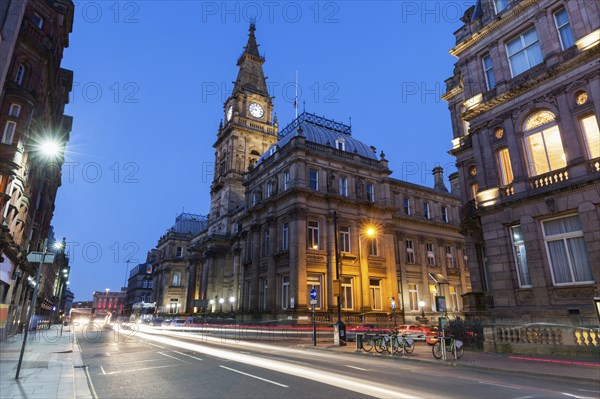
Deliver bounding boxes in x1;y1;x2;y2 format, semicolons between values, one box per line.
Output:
443;0;600;353
167;24;471;325
0;0;74;334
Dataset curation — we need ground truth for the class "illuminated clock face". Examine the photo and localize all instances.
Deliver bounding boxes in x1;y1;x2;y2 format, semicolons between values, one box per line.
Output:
249;103;264;118
226;105;233;121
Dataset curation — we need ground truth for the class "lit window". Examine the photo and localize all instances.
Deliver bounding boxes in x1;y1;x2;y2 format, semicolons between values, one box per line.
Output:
423;202;431;219
339;177;348;196
523;110;566;176
554;8;574;50
308;221;319;249
172;272;181;287
496;148;514;185
493;0;508;14
406;240;415;264
283;171;290;190
448;286;460;311
408;283;419;311
1;121;16;144
369;279;382;310
506;27;543;77
580;115;600;159
482;54;496;90
403;198;411;215
281;275;290;309
14;64;25;85
8;104;21;117
471;183;479;202
341;277;353;310
366;183;375;202
543;215;593;285
282;222;289;250
510;225;531;287
309;169;319;191
429;285;437;311
307;274;322;309
426;243;435;266
339;225;351;252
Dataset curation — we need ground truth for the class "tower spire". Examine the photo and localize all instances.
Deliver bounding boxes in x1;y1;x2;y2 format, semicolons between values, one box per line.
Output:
234;23;269;97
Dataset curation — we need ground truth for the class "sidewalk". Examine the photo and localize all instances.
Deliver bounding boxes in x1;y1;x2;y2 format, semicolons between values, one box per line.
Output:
0;325;92;399
297;339;600;383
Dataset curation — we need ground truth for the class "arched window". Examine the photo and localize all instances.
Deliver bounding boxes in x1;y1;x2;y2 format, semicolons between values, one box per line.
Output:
523;110;566;176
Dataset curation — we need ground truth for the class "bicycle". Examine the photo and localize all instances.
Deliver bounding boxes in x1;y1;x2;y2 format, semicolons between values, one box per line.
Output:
362;333;385;353
432;335;464;359
379;330;415;355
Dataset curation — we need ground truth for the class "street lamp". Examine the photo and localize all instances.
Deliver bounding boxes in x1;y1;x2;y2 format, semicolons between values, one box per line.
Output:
419;300;426;319
219;297;224;313
229;296;235;313
209;299;215;313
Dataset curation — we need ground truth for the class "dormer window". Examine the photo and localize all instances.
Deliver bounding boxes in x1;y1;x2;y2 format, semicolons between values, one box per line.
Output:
335;138;345;151
493;0;508;15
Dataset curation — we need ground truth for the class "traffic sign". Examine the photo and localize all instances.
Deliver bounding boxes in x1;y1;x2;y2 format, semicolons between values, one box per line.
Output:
310;299;317;305
310;288;317;300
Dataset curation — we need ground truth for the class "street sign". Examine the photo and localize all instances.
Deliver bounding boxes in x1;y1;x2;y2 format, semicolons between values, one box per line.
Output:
310;288;317;300
26;252;55;264
310;299;317;305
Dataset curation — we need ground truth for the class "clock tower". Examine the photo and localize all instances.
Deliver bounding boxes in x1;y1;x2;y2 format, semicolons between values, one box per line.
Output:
209;23;278;235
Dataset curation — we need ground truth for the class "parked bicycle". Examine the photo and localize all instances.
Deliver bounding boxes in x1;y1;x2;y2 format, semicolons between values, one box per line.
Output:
380;331;415;355
432;335;464;359
362;333;386;353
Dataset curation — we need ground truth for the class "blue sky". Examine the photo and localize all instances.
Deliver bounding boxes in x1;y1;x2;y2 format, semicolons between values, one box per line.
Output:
54;1;474;301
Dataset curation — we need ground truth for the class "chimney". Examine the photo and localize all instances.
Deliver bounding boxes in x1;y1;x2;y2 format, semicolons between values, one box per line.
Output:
432;166;448;192
449;172;460;196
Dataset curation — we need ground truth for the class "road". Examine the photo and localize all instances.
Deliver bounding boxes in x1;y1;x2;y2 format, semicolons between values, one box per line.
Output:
75;323;599;399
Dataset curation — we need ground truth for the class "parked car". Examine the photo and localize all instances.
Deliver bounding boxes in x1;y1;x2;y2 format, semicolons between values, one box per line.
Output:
170;318;187;327
396;324;430;339
346;324;386;342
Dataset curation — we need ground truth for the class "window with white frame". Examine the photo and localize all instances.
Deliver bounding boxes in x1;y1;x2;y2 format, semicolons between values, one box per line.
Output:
335;138;345;151
493;0;508;14
446;245;455;268
339;225;351;253
426;243;435;266
172;272;181;287
482;54;496;90
403;197;411;215
283;171;290;190
542;215;593;285
252;192;258;206
341;277;353;310
497;148;514;185
339;177;348;196
442;206;449;223
15;64;25;85
1;121;16;144
308;221;319;249
281;275;290;309
309;169;319;190
368;237;379;256
260;278;268;310
8;104;21;117
506;27;543;77
282;222;289;251
408;283;419;311
580;115;600;159
423;202;431;219
307;274;322;309
267;181;273;197
262;229;270;256
510;225;531;287
369;279;382;310
406;240;415;264
523;110;566;176
554;8;574;50
448;286;460;311
429;285;438;311
176;246;183;258
366;183;375;202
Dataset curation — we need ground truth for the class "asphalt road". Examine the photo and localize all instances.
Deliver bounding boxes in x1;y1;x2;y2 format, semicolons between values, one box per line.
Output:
76;324;600;399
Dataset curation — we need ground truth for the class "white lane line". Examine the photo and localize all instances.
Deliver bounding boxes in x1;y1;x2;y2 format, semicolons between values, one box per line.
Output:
478;381;521;390
157;351;192;365
576;390;600;393
346;365;368;371
147;342;165;349
561;393;596;399
219;365;289;388
105;352;111;356
173;350;203;361
100;365;106;375
102;364;177;376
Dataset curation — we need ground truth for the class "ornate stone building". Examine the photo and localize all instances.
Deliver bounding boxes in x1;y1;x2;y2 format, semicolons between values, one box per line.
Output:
168;24;471;325
444;0;599;353
0;0;74;334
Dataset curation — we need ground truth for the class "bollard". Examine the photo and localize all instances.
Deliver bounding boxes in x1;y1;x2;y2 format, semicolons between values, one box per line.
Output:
356;333;363;352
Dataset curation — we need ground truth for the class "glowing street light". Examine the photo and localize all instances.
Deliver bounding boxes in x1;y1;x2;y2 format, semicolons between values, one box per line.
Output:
419;300;426;319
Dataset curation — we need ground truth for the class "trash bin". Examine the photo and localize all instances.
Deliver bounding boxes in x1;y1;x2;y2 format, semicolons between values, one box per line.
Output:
333;320;346;346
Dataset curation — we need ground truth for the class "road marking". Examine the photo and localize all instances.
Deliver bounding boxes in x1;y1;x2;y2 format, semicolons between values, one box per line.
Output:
478;381;521;390
101;364;178;375
105;352;111;356
346;365;368;371
147;342;165;349
100;365;106;375
561;393;596;399
219;365;289;388
173;350;203;361
157;351;192;365
576;389;600;393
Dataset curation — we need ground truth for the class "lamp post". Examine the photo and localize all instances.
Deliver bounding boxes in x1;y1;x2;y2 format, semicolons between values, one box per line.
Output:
332;212;345;346
229;296;235;313
209;299;215;314
419;300;426;319
219;297;224;313
357;227;376;323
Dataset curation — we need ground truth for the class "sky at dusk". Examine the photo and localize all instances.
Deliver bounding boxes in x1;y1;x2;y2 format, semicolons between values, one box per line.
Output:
53;0;475;302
